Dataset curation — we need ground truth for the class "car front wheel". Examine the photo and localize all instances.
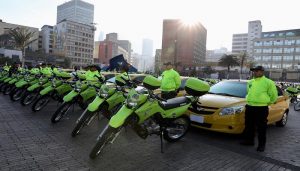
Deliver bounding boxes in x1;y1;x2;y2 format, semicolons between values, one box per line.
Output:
276;111;288;127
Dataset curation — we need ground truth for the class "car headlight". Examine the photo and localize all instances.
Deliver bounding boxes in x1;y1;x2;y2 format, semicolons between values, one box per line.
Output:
126;94;140;108
219;105;245;116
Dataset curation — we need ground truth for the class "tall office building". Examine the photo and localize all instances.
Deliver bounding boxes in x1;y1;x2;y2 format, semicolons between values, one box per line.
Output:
41;25;54;54
55;0;95;67
232;20;262;56
54;20;94;67
253;29;300;70
232;33;248;54
57;0;94;26
247;20;262;57
161;19;207;73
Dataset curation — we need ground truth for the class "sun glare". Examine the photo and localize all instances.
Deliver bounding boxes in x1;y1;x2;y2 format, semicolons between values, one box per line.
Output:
180;17;200;27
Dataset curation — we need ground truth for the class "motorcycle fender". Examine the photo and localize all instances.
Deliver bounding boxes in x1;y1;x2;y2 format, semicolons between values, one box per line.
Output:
106;92;125;110
80;87;96;102
30;79;39;85
4;78;12;83
40;86;54;96
27;82;40;91
63;90;78;102
15;80;28;88
42;82;51;88
56;84;72;95
109;105;134;128
87;96;105;112
9;78;17;84
163;104;190;118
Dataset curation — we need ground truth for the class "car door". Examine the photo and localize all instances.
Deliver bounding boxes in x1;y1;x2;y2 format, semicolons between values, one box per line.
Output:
268;86;287;124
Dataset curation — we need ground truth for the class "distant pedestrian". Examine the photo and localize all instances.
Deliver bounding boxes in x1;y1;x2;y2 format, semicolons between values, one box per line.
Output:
240;66;278;152
160;62;181;100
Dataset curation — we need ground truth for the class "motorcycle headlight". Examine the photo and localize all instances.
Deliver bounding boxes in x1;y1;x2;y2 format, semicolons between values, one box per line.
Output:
219;105;245;116
126;94;140;108
99;85;109;98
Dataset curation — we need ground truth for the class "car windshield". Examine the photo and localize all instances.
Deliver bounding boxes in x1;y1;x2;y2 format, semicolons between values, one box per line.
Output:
209;81;247;98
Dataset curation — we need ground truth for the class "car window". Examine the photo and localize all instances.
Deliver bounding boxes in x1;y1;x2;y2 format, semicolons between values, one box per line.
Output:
209;81;247;98
276;86;283;96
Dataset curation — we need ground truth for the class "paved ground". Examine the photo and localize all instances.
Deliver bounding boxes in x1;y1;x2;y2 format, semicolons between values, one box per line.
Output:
0;95;300;171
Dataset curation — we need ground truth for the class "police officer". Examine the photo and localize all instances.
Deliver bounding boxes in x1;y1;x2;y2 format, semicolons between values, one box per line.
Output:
160;62;181;100
240;66;278;152
85;65;104;82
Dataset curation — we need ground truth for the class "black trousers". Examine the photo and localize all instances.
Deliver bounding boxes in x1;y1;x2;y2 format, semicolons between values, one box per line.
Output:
161;91;177;100
243;105;269;147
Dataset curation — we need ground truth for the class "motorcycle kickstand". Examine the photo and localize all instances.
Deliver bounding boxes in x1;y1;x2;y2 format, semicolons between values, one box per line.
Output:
160;130;164;153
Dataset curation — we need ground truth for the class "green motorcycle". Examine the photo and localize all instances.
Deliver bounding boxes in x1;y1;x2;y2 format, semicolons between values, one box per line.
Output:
2;72;24;95
89;76;210;159
20;76;52;106
31;72;72;112
50;74;103;124
10;72;39;101
71;78;140;137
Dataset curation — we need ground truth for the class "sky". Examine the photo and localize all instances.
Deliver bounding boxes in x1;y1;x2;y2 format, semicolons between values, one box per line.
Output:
1;0;300;54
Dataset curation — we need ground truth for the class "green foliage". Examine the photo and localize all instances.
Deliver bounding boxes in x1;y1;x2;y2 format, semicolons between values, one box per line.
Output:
8;28;36;50
63;57;71;68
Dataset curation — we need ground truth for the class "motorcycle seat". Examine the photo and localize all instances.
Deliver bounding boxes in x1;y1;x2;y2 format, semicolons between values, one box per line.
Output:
159;96;190;110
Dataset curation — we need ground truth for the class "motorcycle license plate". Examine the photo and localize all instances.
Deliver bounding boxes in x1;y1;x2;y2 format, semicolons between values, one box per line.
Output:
190;114;204;123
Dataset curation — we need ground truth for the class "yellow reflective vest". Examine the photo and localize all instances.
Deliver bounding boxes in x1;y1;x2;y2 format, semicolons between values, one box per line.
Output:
160;69;181;91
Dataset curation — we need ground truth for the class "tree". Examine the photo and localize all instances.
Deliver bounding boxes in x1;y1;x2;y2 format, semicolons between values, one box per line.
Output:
63;57;71;68
203;66;216;76
218;54;239;79
238;51;248;79
8;27;37;67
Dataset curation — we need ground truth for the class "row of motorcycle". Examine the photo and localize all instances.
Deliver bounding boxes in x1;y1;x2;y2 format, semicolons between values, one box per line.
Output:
0;68;210;159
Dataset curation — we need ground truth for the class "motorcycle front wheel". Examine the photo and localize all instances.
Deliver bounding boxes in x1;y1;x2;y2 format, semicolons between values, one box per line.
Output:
89;125;120;159
32;95;51;112
163;116;190;142
51;102;72;123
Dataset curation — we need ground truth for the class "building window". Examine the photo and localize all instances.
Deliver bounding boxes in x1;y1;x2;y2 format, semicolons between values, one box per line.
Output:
272;64;281;69
286;32;295;36
282;63;292;69
273;48;282;53
263;49;272;53
283;56;293;61
254;41;262;46
254;49;262;53
284;48;294;53
295;56;300;61
272;56;282;61
285;40;295;45
263;41;272;46
262;63;271;68
254;56;261;61
273;40;283;46
295;48;300;53
262;56;271;61
296;40;300;45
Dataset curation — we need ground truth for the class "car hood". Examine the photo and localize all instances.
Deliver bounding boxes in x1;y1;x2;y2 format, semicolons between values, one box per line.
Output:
198;94;246;108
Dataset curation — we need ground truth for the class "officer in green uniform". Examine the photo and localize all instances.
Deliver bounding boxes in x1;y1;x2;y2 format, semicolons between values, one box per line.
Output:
160;62;181;100
240;66;278;152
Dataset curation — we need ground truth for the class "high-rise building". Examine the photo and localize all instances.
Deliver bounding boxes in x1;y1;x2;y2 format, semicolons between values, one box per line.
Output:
54;20;94;67
253;29;300;70
57;0;94;26
41;25;54;54
232;20;262;55
118;40;131;59
232;33;248;54
96;33;132;65
154;49;162;74
247;20;262;57
0;20;39;51
161;19;207;73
